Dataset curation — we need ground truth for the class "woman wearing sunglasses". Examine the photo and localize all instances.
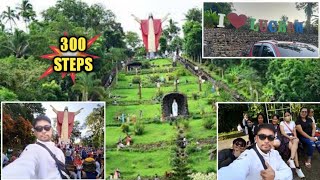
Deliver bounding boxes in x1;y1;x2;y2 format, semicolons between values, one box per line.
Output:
296;107;320;169
2;115;66;179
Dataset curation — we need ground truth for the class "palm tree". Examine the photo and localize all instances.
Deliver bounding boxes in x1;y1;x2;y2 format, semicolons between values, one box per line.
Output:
185;8;202;23
72;72;105;101
1;6;19;33
16;0;36;32
166;19;180;41
0;15;5;32
1;29;29;58
296;2;318;33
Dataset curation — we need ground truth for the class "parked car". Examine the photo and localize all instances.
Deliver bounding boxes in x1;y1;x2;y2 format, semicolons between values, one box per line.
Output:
247;40;318;57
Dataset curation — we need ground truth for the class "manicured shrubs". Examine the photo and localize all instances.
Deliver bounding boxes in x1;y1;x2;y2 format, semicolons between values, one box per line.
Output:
134;121;145;135
121;123;130;133
203;117;214;130
132;76;141;84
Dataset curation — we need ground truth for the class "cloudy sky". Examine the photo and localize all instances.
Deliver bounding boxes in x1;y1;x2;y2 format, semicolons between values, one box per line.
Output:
233;2;316;23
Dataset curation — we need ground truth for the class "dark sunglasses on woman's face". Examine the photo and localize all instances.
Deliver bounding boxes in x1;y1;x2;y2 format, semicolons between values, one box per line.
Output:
34;125;51;132
257;134;275;141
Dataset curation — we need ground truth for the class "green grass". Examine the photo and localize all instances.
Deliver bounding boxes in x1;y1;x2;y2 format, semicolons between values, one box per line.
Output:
111;82;212;101
106;123;176;147
149;58;173;66
116;73;199;89
186;119;216;139
106;148;172;179
189;147;217;173
106;104;161;124
106;147;216;179
106;99;213;124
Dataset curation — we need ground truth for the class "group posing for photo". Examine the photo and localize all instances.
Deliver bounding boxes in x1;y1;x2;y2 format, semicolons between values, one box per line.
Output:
219;107;320;179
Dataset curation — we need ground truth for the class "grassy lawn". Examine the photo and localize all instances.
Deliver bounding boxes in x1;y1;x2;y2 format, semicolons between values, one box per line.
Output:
111;82;212;102
106;120;215;147
106;104;161;124
189;147;217;173
106;147;216;179
186;119;216;139
106;148;172;179
106;99;213;124
116;72;199;89
106;123;177;147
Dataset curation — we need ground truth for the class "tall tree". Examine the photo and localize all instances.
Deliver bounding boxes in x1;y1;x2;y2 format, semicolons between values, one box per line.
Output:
183;20;202;61
184;8;202;23
170;36;183;54
171;128;191;180
16;0;36;32
204;2;234;14
108;47;127;84
1;6;19;33
125;31;141;51
0;17;5;32
2;29;29;58
85;105;104;148
70;120;81;143
3;113;35;148
2;103;46;124
296;2;318;33
72;72;105;101
166;19;180;42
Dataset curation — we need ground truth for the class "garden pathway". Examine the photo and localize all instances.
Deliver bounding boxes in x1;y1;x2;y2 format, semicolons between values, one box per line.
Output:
177;56;245;101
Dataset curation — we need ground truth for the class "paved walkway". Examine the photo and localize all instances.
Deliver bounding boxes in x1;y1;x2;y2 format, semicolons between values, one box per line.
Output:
177;56;245;101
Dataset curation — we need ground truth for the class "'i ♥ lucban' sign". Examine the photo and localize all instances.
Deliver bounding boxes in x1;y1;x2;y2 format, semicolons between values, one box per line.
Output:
216;13;304;33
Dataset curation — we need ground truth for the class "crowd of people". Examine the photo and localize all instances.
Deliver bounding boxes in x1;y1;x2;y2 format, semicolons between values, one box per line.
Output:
2;115;104;179
62;144;104;179
219;107;320;179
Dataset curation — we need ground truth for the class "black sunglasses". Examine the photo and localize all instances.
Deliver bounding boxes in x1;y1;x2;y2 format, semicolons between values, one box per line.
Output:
257;134;275;141
34;125;51;132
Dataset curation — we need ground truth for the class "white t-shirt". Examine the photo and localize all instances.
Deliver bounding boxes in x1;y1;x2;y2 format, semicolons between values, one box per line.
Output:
218;144;292;180
2;140;65;179
280;121;295;134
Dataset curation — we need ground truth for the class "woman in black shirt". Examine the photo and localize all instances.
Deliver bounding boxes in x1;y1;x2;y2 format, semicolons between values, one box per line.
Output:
296;107;320;168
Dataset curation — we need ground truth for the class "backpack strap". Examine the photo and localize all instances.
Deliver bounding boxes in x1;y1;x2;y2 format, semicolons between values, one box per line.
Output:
252;144;268;170
283;121;294;134
36;142;70;179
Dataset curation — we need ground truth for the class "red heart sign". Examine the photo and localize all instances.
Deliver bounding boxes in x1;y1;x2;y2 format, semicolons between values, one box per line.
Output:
227;13;247;29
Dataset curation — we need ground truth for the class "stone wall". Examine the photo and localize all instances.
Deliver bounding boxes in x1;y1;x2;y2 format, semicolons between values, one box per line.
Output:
203;28;319;57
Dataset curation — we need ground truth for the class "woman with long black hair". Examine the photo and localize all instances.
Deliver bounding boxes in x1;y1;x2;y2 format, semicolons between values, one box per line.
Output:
296;107;320;169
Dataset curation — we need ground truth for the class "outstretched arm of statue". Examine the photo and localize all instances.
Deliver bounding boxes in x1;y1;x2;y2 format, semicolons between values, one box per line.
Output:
131;14;141;23
75;108;84;115
161;13;170;23
50;105;58;114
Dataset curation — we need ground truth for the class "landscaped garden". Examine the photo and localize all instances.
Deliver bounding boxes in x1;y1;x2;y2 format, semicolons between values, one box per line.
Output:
106;58;216;179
